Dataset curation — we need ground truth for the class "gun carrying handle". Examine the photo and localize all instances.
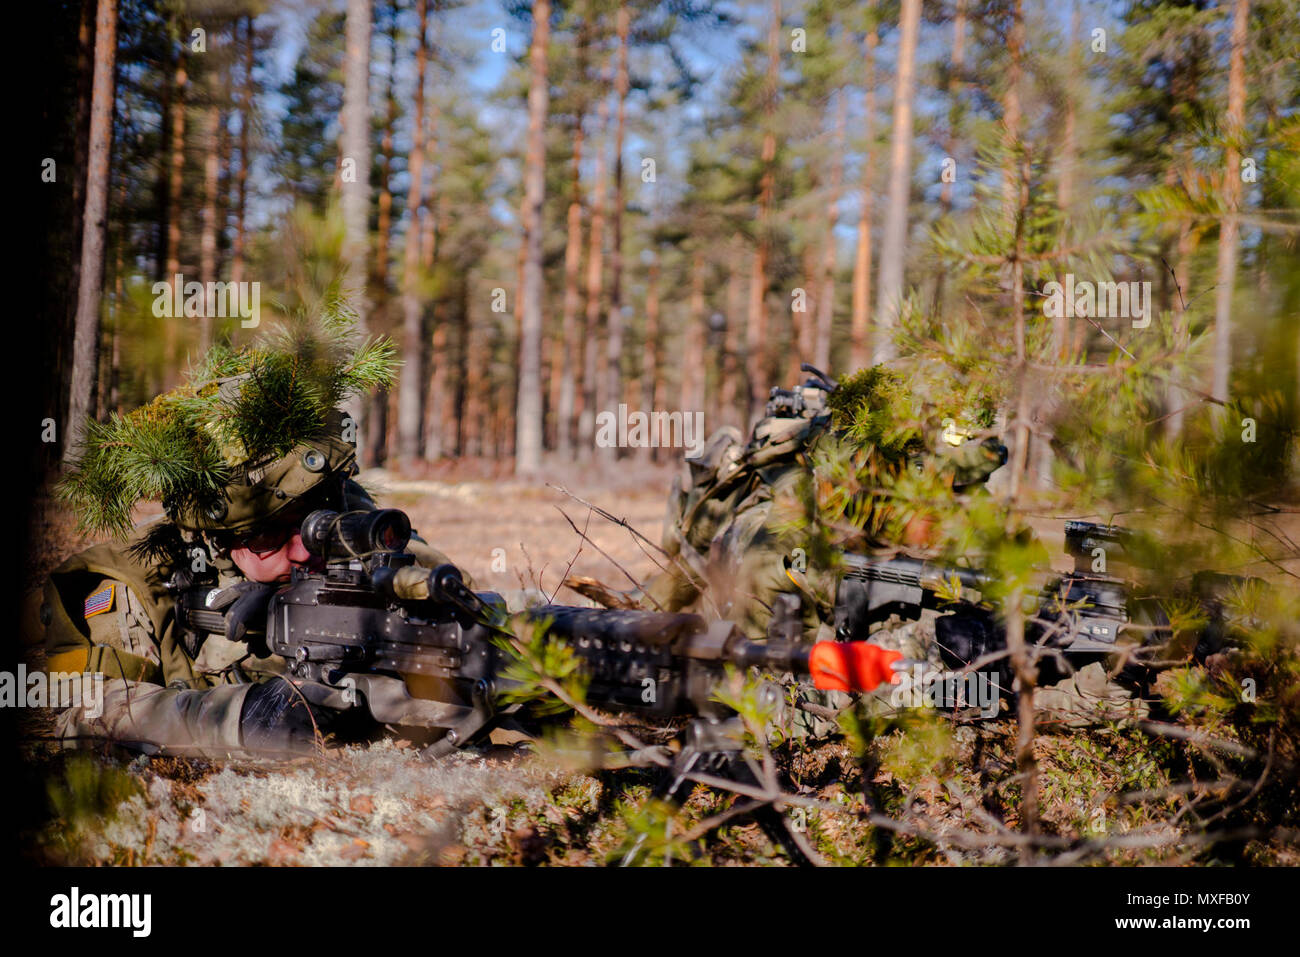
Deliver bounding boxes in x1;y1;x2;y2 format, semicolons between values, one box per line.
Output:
808;642;903;693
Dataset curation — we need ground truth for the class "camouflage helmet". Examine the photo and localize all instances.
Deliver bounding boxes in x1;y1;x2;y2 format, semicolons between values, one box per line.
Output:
59;309;396;538
170;403;359;534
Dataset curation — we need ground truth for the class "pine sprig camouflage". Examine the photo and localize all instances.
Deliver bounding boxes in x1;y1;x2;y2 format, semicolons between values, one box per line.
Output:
59;306;397;537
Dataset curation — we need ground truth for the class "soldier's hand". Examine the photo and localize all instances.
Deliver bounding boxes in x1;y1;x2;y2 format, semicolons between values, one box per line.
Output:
238;678;330;756
220;581;277;653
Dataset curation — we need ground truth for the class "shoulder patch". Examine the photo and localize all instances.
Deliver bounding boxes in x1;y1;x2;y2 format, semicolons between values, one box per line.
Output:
84;584;116;619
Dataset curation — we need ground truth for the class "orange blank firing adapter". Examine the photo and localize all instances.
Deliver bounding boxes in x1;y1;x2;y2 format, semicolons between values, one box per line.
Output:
808;642;904;693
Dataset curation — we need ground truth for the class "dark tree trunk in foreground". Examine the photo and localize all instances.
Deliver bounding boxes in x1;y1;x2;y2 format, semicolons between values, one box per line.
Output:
65;0;117;465
342;0;373;460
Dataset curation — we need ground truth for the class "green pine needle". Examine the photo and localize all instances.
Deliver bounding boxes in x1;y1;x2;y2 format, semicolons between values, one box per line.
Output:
59;304;397;537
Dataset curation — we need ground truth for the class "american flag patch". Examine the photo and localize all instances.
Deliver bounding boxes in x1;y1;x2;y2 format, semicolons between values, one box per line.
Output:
84;584;116;619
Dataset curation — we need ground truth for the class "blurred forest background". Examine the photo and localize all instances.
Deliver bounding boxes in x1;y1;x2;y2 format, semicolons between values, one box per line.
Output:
35;0;1300;481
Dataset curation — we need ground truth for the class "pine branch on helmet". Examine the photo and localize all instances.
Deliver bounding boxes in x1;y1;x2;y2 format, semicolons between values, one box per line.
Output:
58;304;397;538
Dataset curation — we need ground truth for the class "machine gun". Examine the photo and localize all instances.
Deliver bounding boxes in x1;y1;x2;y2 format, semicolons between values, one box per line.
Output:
833;520;1265;692
173;507;898;759
171;506;903;863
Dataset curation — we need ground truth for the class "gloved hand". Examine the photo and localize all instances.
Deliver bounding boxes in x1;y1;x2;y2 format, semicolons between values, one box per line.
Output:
238;678;331;756
210;581;277;656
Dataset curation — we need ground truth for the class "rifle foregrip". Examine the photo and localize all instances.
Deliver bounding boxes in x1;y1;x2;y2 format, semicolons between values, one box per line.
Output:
808;642;903;693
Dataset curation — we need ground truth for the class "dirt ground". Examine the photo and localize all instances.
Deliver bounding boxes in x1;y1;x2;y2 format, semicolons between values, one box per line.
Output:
361;459;678;599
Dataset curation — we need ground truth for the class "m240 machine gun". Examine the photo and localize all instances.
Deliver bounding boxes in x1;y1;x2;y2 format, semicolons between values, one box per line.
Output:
175;508;901;758
173;506;905;863
833;520;1266;693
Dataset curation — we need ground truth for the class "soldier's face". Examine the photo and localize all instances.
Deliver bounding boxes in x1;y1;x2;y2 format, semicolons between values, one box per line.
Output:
228;526;319;583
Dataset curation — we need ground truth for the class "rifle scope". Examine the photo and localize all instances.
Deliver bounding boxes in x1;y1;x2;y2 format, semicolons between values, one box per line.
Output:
300;508;412;559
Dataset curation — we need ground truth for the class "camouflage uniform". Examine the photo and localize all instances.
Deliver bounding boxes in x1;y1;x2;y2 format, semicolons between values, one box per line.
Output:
643;385;1005;639
644;406;832;641
637;376;1150;732
37;428;462;758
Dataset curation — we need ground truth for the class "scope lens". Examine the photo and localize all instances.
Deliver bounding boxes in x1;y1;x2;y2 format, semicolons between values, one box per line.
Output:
365;509;411;553
298;509;411;557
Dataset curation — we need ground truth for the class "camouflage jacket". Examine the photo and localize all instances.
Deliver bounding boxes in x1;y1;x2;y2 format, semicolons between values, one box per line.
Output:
35;481;461;758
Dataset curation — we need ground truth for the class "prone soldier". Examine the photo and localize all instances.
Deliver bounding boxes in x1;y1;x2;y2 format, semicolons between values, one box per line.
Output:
34;320;462;758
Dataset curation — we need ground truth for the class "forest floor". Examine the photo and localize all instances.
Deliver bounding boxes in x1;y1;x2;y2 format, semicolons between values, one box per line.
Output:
16;458;1299;866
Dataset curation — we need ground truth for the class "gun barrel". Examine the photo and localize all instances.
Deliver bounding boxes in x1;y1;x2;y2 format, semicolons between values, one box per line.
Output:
1063;520;1134;559
841;553;990;592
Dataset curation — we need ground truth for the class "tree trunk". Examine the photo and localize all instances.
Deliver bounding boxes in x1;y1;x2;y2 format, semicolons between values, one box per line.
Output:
723;249;744;427
1002;2;1023;228
683;257;706;417
939;0;965;216
163;49;188;385
198;98;221;351
230;16;254;287
363;17;394;469
426;314;449;459
65;0;117;465
1212;0;1249;403
464;288;485;457
850;27;878;371
215;50;234;285
368;5;400;469
375;6;399;292
797;224;817;374
1001;0;1039;862
557;86;586;457
747;0;780;418
108;176;128;415
1165;162;1195;438
930;0;965;315
815;92;847;374
603;4;631;460
1034;0;1081;488
422;128;446;458
450;280;471;454
514;0;552;475
873;0;920;364
397;0;429;465
1054;1;1080;359
579;59;611;458
642;251;661;459
65;0;95;418
342;0;373;458
420;110;440;271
